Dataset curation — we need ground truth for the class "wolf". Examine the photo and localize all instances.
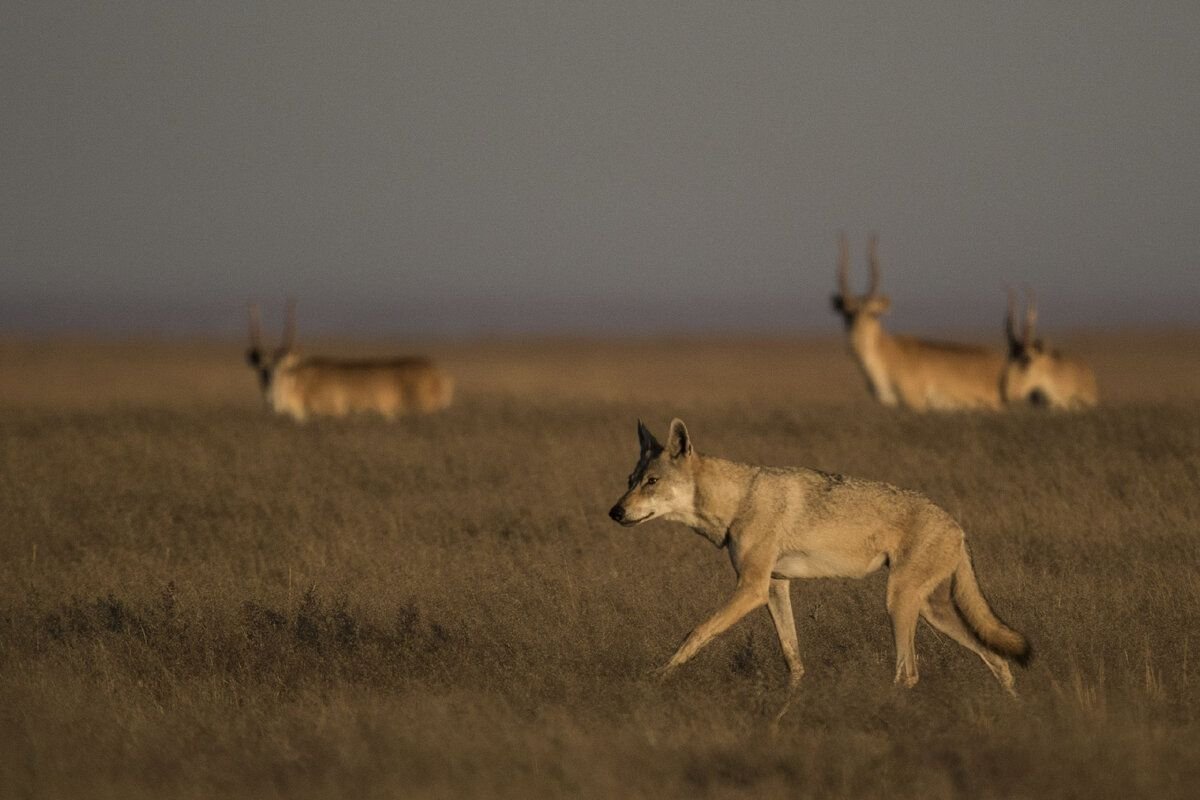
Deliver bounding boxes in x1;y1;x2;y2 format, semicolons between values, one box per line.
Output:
608;419;1031;691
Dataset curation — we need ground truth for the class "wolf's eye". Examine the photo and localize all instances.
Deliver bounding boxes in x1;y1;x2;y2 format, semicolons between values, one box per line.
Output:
645;476;658;486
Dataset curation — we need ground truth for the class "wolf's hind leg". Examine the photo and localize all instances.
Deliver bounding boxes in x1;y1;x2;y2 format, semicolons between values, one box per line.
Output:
766;579;804;687
886;567;938;688
921;579;1015;694
887;591;922;687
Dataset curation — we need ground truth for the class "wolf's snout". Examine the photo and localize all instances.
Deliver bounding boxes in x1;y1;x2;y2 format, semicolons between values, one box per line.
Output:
608;505;625;522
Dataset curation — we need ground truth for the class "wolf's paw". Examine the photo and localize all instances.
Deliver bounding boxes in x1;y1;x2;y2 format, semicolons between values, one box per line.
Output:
646;664;675;684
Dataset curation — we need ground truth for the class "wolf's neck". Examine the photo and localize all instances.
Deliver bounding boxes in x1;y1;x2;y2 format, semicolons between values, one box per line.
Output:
677;455;757;547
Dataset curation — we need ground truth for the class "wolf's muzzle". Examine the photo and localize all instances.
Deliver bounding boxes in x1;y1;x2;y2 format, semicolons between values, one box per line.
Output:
608;505;625;522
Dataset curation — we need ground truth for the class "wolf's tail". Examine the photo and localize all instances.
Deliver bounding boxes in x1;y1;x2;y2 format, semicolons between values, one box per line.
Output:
952;544;1032;665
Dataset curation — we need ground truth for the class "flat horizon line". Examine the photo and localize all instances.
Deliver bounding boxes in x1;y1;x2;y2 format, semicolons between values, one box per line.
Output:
3;325;1197;347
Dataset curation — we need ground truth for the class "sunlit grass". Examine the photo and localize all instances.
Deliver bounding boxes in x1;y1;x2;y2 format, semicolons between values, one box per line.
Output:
1;338;1199;798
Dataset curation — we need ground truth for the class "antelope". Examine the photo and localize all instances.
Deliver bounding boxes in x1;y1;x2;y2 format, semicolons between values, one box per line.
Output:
1003;289;1098;409
831;233;1006;410
245;301;454;422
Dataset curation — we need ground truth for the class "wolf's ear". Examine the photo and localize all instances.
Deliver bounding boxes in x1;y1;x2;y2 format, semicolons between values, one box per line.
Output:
637;419;661;454
666;418;692;459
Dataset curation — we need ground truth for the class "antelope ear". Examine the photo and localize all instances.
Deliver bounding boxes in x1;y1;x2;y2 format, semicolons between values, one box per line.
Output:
666;418;692;459
246;349;262;367
830;294;845;313
637;420;661;454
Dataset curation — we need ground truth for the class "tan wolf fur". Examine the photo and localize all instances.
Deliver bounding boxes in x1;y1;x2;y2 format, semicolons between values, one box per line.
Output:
608;419;1031;691
832;234;1006;410
245;301;454;422
1003;289;1098;410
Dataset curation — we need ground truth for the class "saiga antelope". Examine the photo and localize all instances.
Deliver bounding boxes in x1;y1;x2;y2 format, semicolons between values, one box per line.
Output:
608;419;1031;692
831;234;1006;410
1003;289;1098;409
245;301;454;422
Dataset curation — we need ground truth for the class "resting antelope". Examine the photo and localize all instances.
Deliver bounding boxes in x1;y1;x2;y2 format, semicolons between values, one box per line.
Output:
245;301;454;422
1003;289;1098;409
831;234;1006;411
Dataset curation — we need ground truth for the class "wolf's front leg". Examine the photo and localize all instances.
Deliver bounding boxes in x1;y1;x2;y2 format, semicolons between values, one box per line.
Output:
663;556;773;674
766;578;804;687
664;588;766;671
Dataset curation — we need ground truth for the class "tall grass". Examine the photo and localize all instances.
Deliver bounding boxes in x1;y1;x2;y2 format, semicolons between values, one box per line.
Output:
1;338;1199;798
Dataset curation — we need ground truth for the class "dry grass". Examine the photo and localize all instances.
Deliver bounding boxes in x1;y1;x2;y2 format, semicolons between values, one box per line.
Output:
3;329;1198;408
1;333;1199;798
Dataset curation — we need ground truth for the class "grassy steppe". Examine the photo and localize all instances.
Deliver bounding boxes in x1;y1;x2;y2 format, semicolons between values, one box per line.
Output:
1;334;1198;798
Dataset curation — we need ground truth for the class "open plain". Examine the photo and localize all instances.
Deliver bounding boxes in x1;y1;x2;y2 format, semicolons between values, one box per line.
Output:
1;332;1199;798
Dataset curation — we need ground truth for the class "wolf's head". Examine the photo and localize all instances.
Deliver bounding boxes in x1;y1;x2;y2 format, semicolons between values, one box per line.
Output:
608;418;697;527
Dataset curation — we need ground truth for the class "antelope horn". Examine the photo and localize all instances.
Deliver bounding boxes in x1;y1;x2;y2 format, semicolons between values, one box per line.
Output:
867;233;881;297
247;302;263;351
1023;287;1038;347
837;231;851;298
1005;287;1019;348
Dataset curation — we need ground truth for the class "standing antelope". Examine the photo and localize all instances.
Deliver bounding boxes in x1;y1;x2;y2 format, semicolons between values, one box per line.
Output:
245;301;454;422
831;233;1006;411
1003;289;1098;409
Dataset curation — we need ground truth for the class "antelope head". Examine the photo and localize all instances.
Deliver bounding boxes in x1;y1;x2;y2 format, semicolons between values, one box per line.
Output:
245;299;297;392
1002;288;1053;406
831;232;892;329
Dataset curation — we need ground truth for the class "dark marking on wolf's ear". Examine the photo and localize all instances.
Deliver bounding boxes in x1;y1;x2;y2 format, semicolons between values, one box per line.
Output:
637;419;661;454
667;418;692;459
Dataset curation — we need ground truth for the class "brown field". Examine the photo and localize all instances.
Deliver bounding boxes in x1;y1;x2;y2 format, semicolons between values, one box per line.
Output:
2;332;1199;799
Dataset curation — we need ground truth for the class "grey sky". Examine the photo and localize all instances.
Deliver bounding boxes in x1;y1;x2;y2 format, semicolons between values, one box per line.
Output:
2;2;1198;337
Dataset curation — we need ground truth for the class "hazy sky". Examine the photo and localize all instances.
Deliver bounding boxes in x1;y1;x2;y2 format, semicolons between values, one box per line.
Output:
3;2;1198;337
